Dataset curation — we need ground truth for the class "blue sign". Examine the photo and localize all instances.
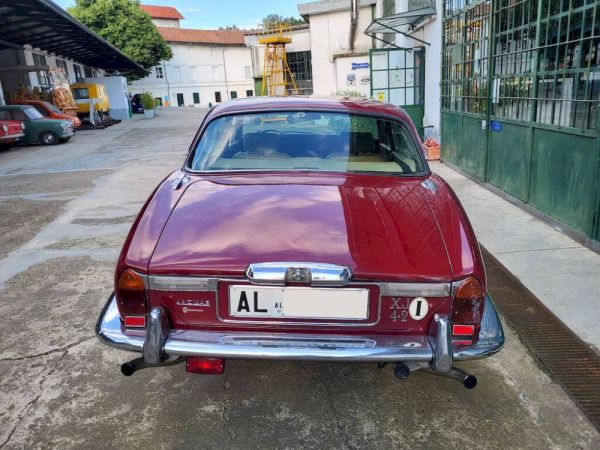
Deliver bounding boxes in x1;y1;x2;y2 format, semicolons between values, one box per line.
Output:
490;120;503;132
352;62;370;70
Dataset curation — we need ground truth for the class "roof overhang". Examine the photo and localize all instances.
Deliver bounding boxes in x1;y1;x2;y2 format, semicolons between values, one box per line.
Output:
0;0;144;74
298;0;377;22
364;6;436;47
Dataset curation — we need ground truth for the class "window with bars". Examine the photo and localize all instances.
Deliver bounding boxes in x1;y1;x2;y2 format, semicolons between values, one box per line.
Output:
287;51;313;94
441;0;491;114
32;53;49;86
371;48;424;106
443;0;600;131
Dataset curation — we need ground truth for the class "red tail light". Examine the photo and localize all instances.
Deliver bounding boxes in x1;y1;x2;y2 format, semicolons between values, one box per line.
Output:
186;357;225;374
452;277;484;340
116;269;147;316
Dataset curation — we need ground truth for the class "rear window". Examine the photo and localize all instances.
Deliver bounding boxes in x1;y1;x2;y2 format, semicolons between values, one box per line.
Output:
188;112;426;175
73;88;89;99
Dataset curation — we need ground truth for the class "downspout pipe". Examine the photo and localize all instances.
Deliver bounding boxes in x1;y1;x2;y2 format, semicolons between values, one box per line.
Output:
349;0;358;51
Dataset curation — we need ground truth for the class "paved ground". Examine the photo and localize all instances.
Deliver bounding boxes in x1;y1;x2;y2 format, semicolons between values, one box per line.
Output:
431;162;600;354
0;108;598;449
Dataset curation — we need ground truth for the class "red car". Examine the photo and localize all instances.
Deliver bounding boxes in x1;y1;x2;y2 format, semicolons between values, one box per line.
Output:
17;100;81;128
97;97;504;388
0;117;25;149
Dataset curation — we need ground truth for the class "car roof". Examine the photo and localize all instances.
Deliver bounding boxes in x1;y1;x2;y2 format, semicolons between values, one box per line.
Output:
206;96;413;123
0;105;34;110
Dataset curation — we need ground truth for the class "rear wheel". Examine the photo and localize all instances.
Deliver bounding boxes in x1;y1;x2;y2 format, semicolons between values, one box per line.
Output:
40;131;59;145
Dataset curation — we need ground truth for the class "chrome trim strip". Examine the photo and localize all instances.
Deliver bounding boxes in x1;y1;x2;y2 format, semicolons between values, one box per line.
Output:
246;262;352;287
379;282;451;297
147;276;218;292
96;293;504;363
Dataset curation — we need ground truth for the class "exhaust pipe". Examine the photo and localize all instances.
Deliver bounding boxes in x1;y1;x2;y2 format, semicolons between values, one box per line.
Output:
393;362;411;380
120;356;184;376
425;367;478;389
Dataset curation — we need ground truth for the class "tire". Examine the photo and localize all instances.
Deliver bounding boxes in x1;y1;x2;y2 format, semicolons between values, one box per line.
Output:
40;131;59;146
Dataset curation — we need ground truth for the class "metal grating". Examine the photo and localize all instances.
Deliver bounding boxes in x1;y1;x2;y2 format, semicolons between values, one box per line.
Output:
482;247;600;430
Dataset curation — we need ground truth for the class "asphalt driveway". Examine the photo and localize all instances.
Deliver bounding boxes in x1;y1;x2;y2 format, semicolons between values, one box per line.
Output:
0;108;598;449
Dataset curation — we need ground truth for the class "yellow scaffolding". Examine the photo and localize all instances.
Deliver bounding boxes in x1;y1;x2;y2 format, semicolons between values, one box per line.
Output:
259;22;297;96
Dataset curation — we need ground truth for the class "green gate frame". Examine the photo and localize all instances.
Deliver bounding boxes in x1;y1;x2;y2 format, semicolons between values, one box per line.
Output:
370;47;426;137
441;0;600;244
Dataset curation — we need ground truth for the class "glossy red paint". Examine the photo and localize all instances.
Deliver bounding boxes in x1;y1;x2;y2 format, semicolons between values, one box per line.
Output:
115;97;486;336
0;119;25;145
149;173;451;281
15;100;81;128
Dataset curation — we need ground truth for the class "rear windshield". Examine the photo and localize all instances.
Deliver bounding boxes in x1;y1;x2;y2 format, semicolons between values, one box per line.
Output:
188;112;426;175
73;88;89;99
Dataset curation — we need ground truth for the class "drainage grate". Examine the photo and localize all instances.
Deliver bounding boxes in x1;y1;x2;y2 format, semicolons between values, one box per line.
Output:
481;247;600;430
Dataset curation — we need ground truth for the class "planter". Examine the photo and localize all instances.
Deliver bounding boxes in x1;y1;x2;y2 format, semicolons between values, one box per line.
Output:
144;109;155;119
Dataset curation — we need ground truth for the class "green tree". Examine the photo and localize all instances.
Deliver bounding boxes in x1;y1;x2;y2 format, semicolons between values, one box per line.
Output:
69;0;172;80
262;13;305;27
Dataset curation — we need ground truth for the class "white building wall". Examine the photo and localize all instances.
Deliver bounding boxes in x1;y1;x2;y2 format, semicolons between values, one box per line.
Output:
246;27;311;78
308;5;375;96
130;43;254;107
395;0;442;140
151;18;180;28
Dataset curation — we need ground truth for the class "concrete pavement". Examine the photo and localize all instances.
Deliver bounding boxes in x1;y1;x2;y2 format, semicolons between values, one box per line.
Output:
431;162;600;354
0;108;598;449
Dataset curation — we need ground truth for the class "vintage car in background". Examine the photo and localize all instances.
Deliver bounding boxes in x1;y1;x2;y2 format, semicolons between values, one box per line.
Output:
0;116;25;149
71;82;110;121
17;100;81;128
0;105;74;145
97;97;504;388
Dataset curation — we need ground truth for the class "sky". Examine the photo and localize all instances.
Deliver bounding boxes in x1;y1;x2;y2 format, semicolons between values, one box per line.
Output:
53;0;309;30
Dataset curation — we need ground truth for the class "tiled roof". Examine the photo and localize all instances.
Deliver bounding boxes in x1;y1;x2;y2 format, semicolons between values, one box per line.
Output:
156;27;246;45
140;4;184;20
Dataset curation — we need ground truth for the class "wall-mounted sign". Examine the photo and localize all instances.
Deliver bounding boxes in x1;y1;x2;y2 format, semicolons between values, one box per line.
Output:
352;62;370;70
490;120;503;132
346;73;356;86
360;75;370;85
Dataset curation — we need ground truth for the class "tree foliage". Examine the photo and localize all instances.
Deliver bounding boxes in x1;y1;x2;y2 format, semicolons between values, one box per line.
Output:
68;0;172;80
262;14;305;27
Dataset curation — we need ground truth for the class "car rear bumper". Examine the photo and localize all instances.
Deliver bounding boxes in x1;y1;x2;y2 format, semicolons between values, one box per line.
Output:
96;293;504;366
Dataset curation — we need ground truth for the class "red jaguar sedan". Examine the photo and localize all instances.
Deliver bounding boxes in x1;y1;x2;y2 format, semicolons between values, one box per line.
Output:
97;97;504;388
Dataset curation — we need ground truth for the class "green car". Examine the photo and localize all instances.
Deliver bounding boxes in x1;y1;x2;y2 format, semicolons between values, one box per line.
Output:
0;105;75;145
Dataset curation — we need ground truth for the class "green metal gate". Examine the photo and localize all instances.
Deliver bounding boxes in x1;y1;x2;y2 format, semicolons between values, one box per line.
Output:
441;0;600;243
370;47;426;137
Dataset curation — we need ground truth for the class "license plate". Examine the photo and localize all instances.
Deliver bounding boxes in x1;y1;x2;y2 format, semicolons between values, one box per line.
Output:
228;285;369;320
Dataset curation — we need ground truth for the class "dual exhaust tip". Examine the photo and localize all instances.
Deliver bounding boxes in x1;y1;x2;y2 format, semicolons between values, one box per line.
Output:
393;362;478;389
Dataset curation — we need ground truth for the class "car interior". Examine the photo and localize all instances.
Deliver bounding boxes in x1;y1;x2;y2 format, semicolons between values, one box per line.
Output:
191;113;424;175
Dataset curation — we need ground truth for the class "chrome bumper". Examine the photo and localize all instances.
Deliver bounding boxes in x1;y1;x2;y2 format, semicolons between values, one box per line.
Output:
0;133;24;141
96;294;504;367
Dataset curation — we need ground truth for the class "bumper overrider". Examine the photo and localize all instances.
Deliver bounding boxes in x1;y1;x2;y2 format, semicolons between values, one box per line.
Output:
96;292;504;386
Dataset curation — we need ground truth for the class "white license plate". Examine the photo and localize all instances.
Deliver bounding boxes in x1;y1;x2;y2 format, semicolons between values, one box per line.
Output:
228;285;369;320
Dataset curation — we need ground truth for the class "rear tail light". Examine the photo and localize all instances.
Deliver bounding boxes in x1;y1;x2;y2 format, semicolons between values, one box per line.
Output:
1;123;7;134
186;357;225;374
116;269;148;317
452;277;485;341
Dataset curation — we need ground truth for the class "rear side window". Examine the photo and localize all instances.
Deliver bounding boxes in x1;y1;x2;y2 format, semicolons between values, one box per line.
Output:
73;88;89;99
0;111;11;120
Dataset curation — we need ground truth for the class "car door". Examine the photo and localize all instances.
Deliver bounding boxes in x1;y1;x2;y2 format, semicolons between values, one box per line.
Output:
10;110;36;142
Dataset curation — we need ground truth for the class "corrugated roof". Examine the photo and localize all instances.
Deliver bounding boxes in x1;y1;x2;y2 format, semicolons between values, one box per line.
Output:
0;0;143;74
140;4;184;20
157;27;246;45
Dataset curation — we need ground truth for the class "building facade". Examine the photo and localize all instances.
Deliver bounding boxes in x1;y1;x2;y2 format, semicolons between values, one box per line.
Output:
440;0;600;247
0;0;140;107
131;6;254;108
